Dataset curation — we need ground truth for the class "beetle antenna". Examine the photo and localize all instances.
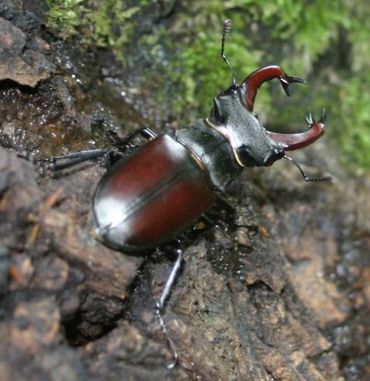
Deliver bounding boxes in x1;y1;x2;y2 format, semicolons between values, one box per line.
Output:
283;155;331;182
221;19;237;87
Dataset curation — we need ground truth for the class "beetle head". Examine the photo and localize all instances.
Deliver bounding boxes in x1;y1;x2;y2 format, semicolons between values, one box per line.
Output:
209;81;326;169
209;86;286;167
208;19;328;179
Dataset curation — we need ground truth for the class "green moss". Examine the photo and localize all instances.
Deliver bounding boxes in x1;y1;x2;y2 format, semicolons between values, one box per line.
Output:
338;77;370;170
163;29;263;116
45;0;141;55
83;2;140;49
45;0;86;38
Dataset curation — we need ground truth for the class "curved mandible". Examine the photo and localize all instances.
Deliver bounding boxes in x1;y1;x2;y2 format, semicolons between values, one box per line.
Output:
241;65;305;111
267;109;327;151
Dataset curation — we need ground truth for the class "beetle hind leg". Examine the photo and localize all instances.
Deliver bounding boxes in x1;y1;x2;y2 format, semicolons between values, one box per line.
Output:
155;248;183;369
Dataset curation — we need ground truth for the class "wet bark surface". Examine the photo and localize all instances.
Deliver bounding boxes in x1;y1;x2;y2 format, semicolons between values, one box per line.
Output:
1;2;370;380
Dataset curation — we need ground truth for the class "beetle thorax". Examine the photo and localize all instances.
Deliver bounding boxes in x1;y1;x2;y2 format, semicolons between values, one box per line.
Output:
209;87;284;167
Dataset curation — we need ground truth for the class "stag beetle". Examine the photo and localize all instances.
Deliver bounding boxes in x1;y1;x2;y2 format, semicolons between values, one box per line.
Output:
92;22;328;253
41;20;329;367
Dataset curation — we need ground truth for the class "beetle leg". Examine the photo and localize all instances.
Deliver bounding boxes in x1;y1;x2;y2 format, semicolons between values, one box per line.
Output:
214;192;235;215
108;127;158;151
155;248;183;369
37;149;109;174
37;128;159;176
241;65;305;111
267;109;326;151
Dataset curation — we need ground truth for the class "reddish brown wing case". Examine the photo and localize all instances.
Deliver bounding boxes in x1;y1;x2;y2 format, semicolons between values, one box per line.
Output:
92;135;214;251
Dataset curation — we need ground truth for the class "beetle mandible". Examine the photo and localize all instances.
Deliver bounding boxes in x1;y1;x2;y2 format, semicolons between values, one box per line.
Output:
41;19;329;367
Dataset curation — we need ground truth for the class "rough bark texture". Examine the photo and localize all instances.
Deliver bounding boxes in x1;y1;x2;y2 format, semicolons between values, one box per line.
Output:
0;2;369;381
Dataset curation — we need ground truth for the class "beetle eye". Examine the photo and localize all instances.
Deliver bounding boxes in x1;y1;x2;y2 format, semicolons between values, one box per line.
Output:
221;84;238;96
236;145;258;166
265;150;284;165
237;145;284;166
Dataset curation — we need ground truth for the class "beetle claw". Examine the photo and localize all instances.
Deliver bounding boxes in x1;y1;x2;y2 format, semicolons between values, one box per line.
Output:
289;75;306;85
305;113;314;125
279;78;291;96
319;108;327;124
305;109;327;127
279;75;305;96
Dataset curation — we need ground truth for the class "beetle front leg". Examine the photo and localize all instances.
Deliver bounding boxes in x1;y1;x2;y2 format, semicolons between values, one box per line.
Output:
241;65;305;111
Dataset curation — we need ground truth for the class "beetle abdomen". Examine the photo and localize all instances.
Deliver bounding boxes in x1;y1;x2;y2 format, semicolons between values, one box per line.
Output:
92;135;214;252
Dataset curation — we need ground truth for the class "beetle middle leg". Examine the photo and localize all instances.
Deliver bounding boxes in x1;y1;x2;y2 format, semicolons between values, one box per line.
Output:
200;193;236;229
37;127;159;176
107;127;158;151
36;148;112;176
214;192;236;215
